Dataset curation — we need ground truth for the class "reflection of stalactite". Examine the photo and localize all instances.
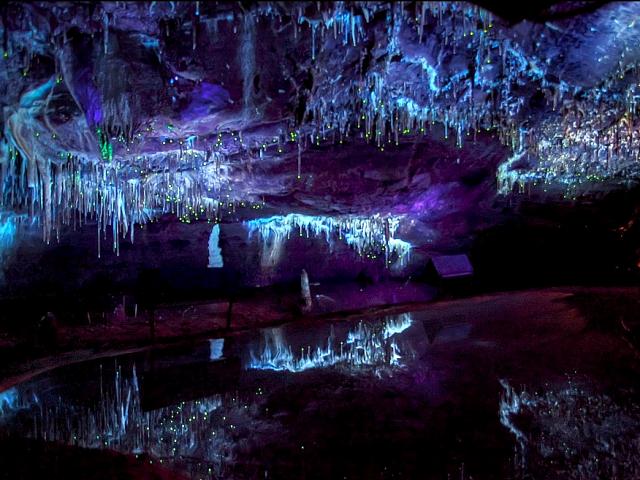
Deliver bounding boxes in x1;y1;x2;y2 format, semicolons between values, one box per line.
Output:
499;378;640;478
2;364;239;479
498;379;527;453
247;313;413;373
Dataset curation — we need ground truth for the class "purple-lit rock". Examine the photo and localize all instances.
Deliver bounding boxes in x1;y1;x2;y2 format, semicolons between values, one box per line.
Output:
0;1;639;288
2;4;640;479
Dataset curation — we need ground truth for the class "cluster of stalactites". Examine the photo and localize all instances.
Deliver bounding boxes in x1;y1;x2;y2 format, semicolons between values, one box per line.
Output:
0;141;237;256
241;1;640;193
244;213;411;269
499;65;640;195
288;1;640;193
295;1;499;146
0;71;246;256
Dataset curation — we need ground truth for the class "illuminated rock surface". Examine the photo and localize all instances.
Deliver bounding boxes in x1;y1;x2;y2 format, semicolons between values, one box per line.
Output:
0;1;639;293
1;3;640;477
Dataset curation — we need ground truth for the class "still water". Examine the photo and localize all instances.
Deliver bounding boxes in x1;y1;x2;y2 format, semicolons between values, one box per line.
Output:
1;307;639;479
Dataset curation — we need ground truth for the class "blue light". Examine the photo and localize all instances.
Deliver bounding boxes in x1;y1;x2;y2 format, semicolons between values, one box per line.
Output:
208;224;223;268
18;78;55;108
0;213;18;261
244;214;411;268
0;388;19;416
209;338;224;360
247;313;413;373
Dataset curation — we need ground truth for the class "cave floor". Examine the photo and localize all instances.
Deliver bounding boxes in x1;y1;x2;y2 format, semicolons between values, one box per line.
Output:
1;285;639;391
0;279;439;389
1;286;639;479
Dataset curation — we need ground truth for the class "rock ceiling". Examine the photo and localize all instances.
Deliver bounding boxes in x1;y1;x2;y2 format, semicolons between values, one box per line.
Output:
1;1;639;265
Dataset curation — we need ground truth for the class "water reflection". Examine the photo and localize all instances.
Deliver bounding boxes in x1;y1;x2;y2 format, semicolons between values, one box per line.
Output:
1;304;636;479
247;313;413;373
499;378;640;479
3;362;245;477
0;312;421;478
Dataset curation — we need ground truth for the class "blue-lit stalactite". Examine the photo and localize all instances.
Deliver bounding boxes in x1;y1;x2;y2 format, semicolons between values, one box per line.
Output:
283;2;640;194
0;214;18;258
244;213;411;269
0;105;267;256
0;388;20;416
208;223;223;268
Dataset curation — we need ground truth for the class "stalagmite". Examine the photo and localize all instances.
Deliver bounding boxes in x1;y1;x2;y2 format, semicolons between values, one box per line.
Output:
301;269;312;312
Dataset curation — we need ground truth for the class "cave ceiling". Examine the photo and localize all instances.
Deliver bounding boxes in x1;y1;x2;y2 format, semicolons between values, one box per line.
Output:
1;1;639;259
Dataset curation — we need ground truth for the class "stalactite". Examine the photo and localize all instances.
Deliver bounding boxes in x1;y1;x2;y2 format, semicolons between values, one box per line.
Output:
103;11;109;54
297;140;302;179
245;213;411;269
0;0;636;261
240;11;256;117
